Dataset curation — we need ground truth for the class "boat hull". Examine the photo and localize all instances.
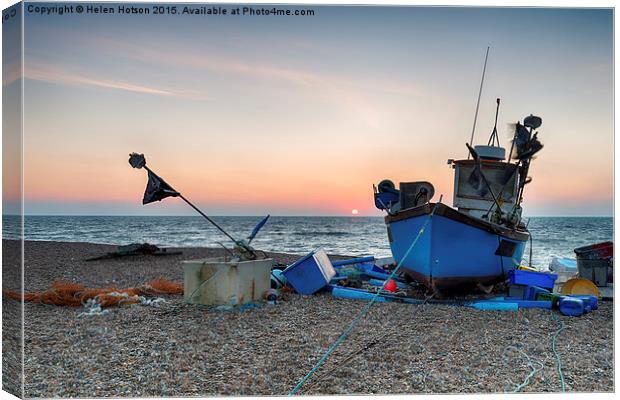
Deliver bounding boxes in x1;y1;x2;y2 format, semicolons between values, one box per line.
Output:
386;203;529;293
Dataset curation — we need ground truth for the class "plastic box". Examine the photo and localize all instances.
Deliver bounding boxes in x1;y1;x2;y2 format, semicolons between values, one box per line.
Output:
536;292;562;307
577;259;611;286
508;284;527;299
524;285;550;301
508;269;558;290
282;247;336;295
574;242;613;287
574;241;613;260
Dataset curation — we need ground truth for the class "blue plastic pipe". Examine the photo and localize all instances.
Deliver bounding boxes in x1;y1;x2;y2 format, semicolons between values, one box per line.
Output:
331;285;535;311
330;286;423;304
331;256;375;267
499;299;554;309
361;270;407;282
331;286;389;302
468;302;519;311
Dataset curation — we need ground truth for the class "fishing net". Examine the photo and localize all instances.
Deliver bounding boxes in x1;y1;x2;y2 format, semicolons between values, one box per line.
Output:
2;279;183;308
146;278;183;295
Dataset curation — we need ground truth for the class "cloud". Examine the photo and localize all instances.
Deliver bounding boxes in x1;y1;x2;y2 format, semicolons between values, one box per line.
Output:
84;36;418;97
23;63;188;97
24;30;419;124
89;40;418;127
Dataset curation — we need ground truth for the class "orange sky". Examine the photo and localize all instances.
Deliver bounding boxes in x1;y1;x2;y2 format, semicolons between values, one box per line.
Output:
3;5;613;216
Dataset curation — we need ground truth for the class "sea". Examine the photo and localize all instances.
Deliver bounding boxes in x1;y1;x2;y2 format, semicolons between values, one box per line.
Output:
1;215;613;270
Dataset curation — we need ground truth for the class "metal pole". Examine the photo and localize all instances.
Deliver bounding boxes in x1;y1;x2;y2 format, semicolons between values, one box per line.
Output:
488;98;500;147
143;165;240;246
468;46;490;159
478;169;503;214
526;219;533;268
178;194;240;245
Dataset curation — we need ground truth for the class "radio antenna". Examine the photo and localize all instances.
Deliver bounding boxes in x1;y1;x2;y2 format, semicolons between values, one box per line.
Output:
467;46;490;159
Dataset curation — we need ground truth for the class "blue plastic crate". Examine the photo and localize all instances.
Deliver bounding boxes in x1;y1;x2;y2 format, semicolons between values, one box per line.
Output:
508;269;557;290
282;247;336;295
524;285;550;300
508;284;527;299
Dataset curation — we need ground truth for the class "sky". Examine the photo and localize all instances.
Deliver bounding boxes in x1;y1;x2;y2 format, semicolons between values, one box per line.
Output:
2;3;614;216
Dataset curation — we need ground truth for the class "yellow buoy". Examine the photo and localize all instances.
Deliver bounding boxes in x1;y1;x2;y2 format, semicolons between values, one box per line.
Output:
561;278;601;297
516;264;538;272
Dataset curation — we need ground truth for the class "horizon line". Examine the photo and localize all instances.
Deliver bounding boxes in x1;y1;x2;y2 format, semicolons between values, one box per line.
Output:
1;214;614;218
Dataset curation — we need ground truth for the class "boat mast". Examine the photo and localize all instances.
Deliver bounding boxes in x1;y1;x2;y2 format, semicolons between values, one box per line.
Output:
468;46;490;159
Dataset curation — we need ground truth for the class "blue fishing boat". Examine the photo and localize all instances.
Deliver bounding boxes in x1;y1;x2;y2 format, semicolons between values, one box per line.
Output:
374;99;544;293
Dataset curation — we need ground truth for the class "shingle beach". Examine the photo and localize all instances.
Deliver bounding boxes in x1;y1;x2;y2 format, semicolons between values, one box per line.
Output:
2;240;613;397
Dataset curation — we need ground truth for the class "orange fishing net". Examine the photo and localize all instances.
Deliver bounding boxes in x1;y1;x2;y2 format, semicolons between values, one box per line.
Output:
148;278;184;295
2;279;183;308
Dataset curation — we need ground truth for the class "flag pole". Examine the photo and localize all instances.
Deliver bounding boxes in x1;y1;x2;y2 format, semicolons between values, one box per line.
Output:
178;193;240;246
129;152;257;256
141;164;242;247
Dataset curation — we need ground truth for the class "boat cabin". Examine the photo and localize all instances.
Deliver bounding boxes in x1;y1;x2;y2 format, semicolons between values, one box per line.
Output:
450;145;520;221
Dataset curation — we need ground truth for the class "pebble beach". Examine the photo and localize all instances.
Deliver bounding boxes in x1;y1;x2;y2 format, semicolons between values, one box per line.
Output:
2;239;614;397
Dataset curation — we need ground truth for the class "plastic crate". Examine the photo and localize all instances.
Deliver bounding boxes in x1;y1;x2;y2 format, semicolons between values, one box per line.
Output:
508;284;526;299
508;269;557;290
574;242;613;286
536;292;562;307
577;258;611;286
524;285;550;301
282;247;336;295
574;241;613;260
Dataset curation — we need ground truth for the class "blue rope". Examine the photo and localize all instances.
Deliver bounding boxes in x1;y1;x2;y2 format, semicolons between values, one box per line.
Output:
289;199;442;395
551;313;566;391
507;346;543;393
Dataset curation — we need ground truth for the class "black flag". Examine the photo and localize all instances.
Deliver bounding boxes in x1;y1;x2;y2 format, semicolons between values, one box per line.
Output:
510;122;543;160
143;170;180;205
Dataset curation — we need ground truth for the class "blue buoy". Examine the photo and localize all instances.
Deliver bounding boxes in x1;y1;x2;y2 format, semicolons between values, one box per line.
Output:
271;269;287;289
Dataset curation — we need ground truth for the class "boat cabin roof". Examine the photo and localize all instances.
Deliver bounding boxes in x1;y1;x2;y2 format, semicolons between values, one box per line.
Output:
451;159;513;169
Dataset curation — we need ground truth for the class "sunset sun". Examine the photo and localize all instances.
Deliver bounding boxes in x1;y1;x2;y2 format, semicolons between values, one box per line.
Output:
351;209;359;215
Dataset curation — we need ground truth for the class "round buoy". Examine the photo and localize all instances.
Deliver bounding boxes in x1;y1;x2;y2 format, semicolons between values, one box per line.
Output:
384;279;397;293
561;278;601;297
271;269;287;289
263;288;280;304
